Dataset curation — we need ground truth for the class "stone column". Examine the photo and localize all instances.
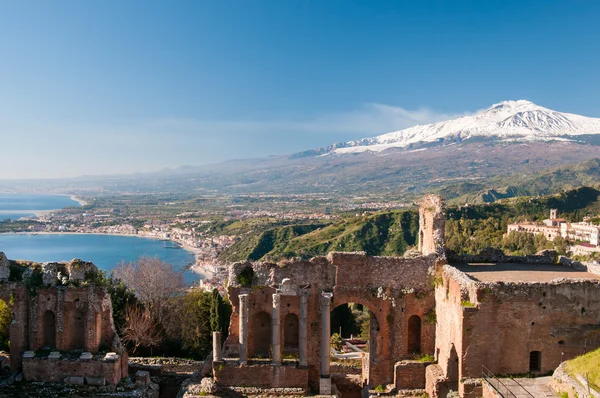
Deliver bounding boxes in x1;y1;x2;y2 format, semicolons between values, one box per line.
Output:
320;292;333;395
272;293;281;365
238;294;249;364
299;291;309;367
213;331;222;362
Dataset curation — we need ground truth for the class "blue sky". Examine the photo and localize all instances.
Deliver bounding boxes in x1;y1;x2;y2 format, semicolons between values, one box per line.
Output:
1;1;599;178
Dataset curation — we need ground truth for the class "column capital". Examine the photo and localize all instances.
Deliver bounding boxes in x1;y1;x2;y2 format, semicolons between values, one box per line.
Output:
320;292;333;306
272;293;280;308
239;293;249;302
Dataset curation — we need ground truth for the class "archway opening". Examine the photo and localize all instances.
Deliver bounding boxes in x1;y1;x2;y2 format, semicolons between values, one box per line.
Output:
283;313;299;355
447;344;459;390
330;303;377;397
68;310;85;350
407;315;422;354
43;310;56;349
251;311;271;358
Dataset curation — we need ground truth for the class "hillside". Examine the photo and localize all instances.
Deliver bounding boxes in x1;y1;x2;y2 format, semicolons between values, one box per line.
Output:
219;187;600;262
445;158;600;204
219;210;419;262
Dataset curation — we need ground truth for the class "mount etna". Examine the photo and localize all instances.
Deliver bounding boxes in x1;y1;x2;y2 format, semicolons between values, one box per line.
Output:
4;100;600;200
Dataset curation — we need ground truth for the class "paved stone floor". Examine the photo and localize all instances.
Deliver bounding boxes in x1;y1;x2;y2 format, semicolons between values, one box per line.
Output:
487;376;557;397
453;263;600;283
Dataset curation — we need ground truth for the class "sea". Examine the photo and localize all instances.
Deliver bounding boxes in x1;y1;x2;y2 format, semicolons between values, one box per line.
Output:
0;193;198;283
0;193;80;220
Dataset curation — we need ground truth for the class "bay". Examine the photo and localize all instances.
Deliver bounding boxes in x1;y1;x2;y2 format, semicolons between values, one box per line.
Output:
0;193;81;220
0;233;198;284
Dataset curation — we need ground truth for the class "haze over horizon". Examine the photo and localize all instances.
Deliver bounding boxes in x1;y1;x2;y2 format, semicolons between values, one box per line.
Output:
1;1;600;179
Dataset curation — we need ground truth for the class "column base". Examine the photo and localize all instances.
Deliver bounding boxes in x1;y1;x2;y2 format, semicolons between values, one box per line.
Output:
320;377;332;395
272;360;282;366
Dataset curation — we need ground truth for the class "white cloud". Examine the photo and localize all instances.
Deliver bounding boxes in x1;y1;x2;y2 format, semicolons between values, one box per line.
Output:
138;103;467;138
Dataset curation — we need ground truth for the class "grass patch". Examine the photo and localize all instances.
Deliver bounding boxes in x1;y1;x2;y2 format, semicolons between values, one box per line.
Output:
461;300;476;308
413;353;435;362
565;347;600;392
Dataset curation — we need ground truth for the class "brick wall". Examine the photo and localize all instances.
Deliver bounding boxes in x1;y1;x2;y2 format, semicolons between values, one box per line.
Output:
394;360;433;389
213;361;308;390
23;355;125;385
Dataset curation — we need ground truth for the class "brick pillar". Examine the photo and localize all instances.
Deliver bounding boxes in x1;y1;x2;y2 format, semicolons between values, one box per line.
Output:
299;290;309;367
320;292;333;395
272;293;281;366
239;294;248;365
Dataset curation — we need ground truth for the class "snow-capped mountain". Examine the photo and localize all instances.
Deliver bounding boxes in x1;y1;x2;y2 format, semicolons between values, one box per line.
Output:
327;100;600;155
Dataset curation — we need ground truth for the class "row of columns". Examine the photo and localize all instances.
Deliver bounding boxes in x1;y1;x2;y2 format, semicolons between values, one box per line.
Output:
236;290;311;367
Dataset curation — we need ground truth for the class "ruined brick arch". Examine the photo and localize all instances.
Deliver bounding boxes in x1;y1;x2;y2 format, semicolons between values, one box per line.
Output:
283;313;299;352
43;310;56;348
251;311;272;358
331;295;385;331
407;315;422;354
67;307;85;349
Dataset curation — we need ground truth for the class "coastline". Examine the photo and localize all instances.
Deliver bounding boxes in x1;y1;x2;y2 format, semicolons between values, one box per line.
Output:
0;193;87;218
0;231;214;280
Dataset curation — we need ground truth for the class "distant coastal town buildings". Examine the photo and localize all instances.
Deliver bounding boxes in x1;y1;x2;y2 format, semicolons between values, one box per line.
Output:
507;209;600;252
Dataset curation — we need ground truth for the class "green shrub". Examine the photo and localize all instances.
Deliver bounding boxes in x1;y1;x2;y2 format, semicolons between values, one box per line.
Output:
237;267;255;287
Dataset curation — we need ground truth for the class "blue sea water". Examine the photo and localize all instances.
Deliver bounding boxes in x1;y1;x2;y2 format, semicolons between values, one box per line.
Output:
0;233;198;284
0;193;80;220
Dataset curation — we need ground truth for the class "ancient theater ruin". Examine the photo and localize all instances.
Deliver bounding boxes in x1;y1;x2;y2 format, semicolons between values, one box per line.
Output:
0;254;127;386
210;194;600;397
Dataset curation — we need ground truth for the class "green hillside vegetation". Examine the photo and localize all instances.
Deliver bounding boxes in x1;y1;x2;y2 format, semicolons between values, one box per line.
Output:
564;347;600;393
220;210;419;262
219;186;600;262
444;158;600;204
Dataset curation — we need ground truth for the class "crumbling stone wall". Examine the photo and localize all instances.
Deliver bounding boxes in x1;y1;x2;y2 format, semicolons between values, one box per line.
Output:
434;262;600;384
0;253;126;381
222;195;447;393
419;194;445;257
224;252;439;391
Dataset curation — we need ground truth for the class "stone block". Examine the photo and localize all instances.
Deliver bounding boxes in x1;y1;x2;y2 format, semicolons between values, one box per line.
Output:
80;352;93;361
86;376;106;386
64;376;84;385
135;370;151;385
104;352;118;362
22;351;35;359
48;351;61;361
320;377;332;395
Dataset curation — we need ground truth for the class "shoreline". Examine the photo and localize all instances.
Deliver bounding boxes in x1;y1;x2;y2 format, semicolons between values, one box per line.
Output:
0;193;87;218
0;231;214;280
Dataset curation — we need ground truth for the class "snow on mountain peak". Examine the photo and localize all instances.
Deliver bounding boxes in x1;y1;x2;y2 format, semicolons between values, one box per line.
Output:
329;100;600;155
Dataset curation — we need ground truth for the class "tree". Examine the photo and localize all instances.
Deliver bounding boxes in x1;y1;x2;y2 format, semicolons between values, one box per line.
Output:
121;304;162;354
0;300;10;351
113;256;186;324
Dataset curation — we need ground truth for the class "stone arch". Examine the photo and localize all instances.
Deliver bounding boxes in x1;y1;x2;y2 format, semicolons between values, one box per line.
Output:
67;309;85;349
407;315;422;354
43;310;56;348
251;311;271;357
283;313;299;353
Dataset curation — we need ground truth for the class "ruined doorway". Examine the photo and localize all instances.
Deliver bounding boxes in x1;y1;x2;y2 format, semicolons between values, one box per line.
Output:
283;313;299;355
447;344;459;390
251;311;271;358
529;351;541;372
43;310;56;348
330;303;376;396
68;310;85;349
407;315;422;354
